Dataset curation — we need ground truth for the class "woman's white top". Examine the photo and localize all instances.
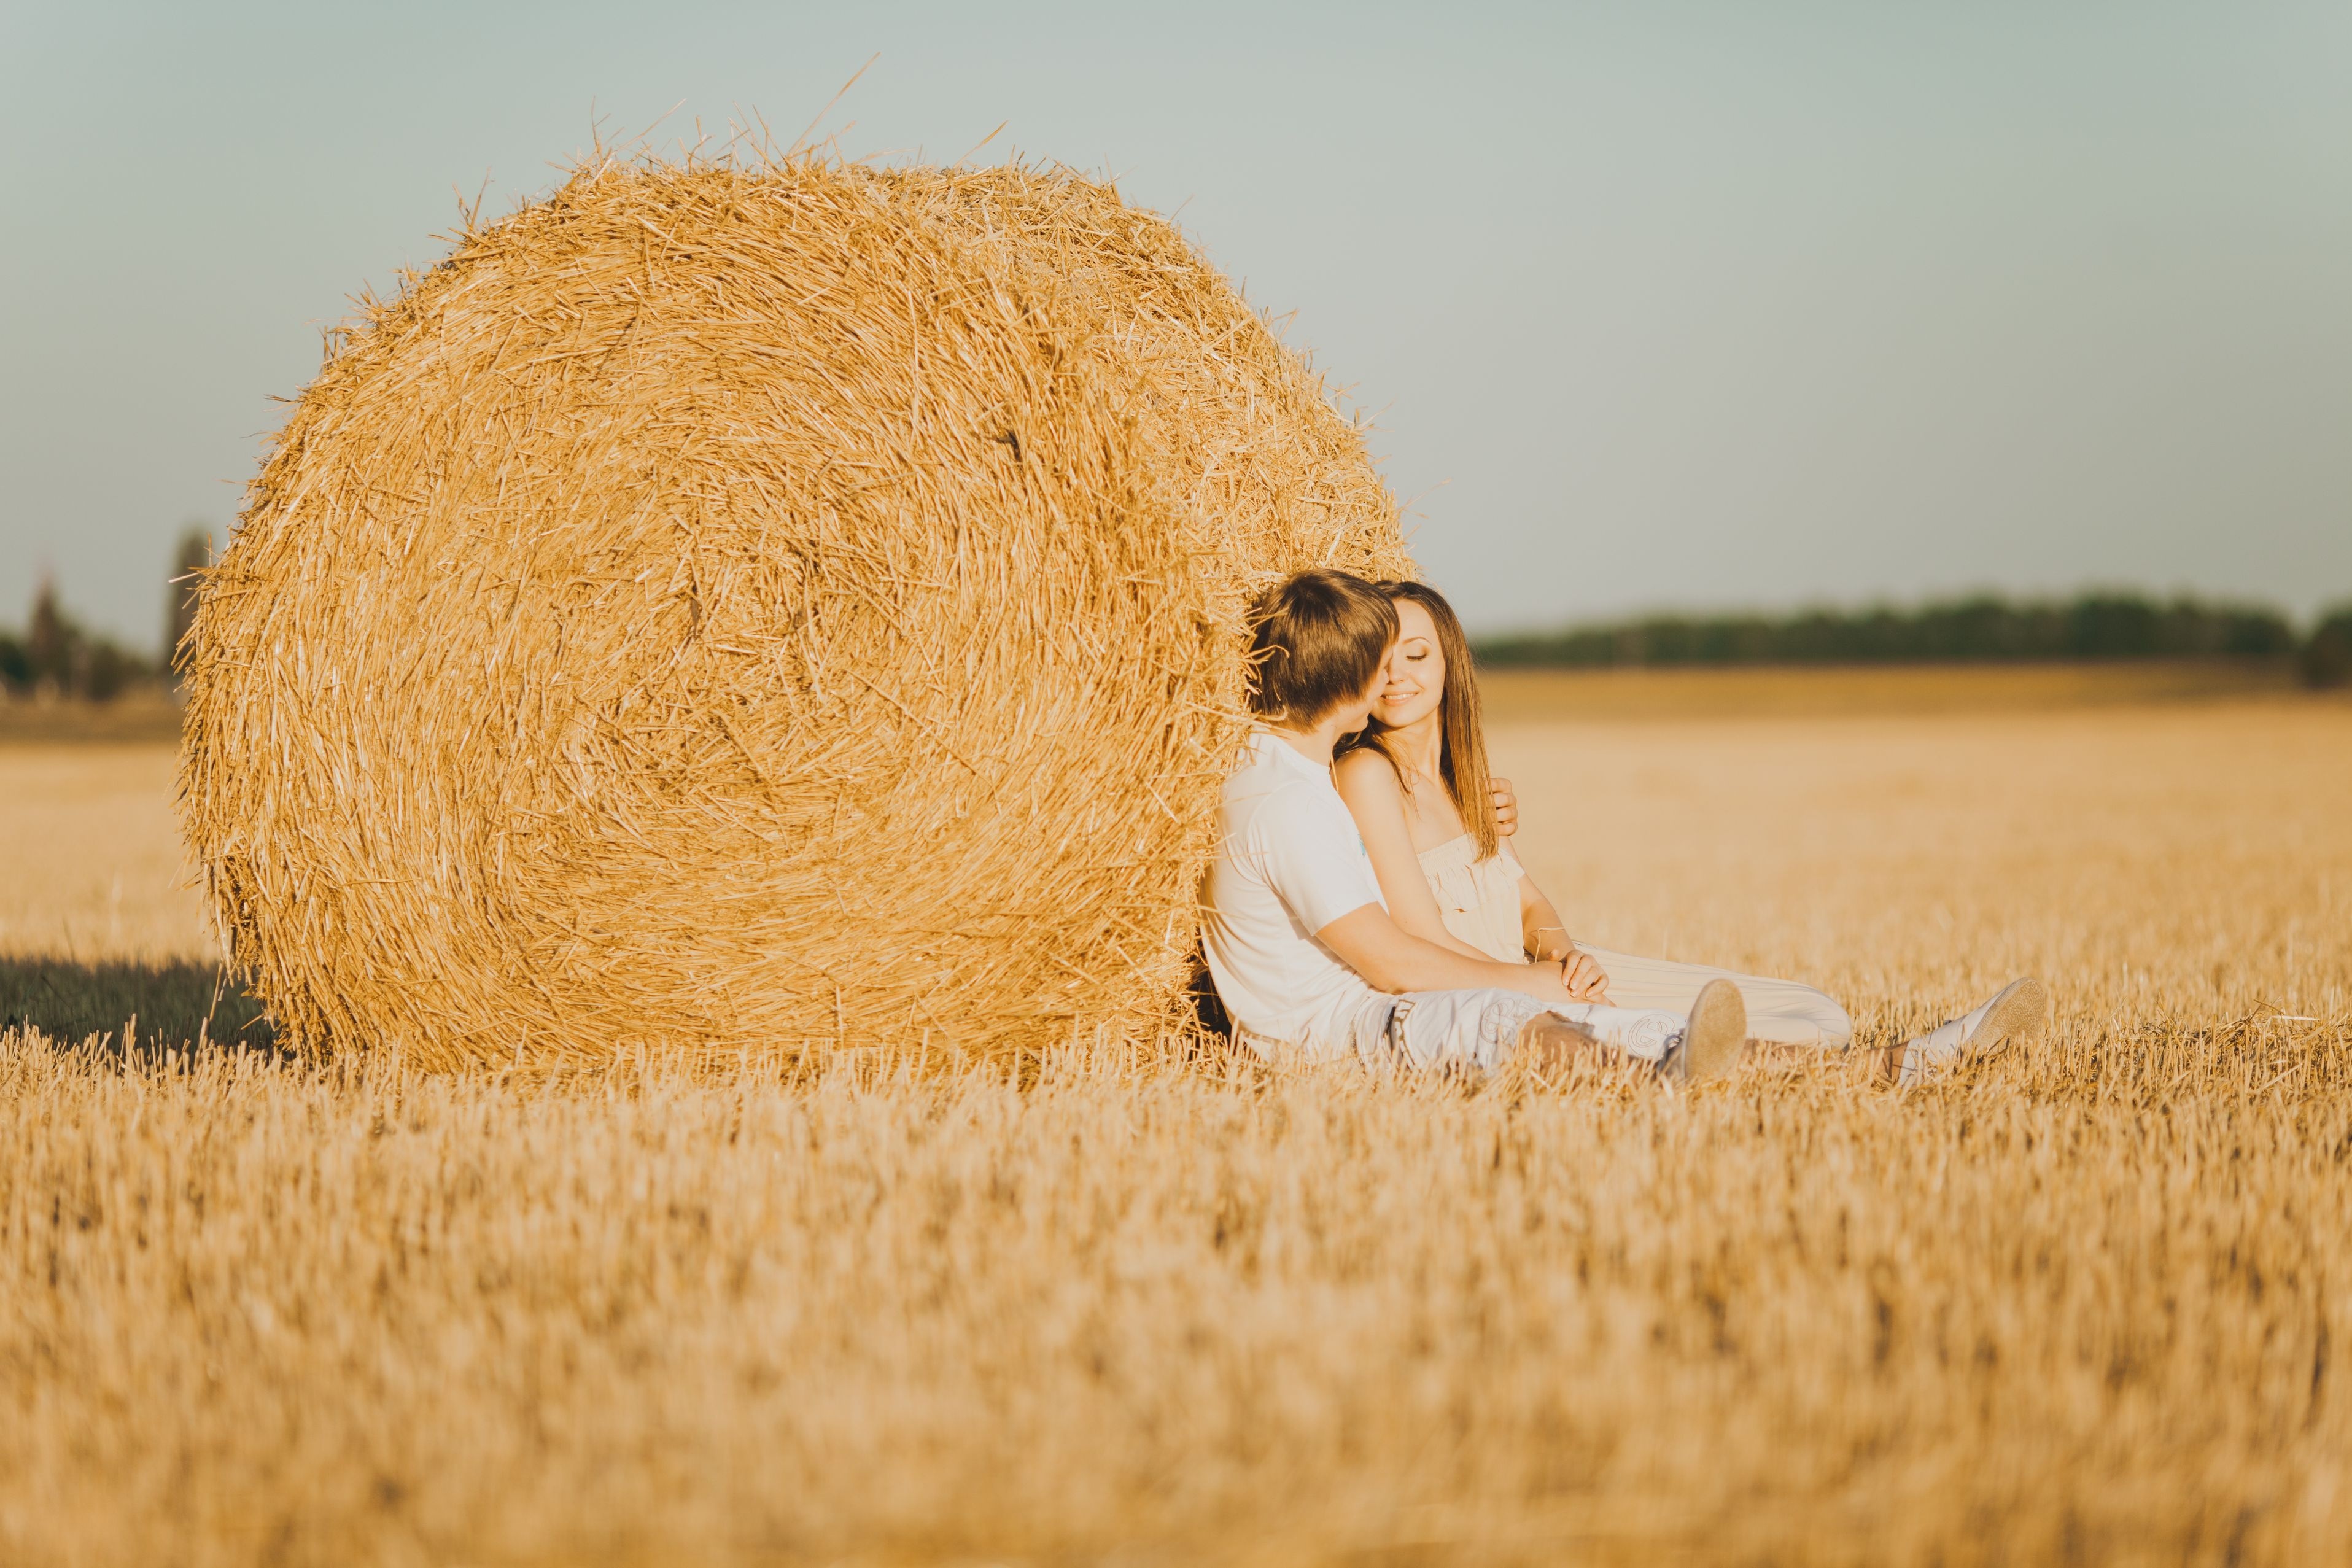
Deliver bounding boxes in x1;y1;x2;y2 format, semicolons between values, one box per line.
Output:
1417;832;1526;964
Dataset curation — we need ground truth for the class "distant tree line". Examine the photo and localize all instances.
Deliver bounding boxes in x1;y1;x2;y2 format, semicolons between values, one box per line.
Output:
0;528;211;702
1473;591;2352;689
9;554;2352;699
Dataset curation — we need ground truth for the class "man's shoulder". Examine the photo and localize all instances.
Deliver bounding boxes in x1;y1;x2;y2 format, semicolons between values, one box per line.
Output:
1224;734;1313;799
1222;755;1343;842
1235;781;1359;872
1223;764;1328;829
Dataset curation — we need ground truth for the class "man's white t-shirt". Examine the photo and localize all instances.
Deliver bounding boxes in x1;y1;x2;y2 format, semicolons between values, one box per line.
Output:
1200;729;1388;1059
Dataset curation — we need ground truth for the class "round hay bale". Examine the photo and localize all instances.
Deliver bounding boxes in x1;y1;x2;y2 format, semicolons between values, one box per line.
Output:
180;157;1411;1068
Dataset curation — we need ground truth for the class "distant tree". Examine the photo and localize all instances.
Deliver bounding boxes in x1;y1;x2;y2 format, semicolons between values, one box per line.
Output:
85;641;138;702
13;576;153;703
26;577;76;694
2303;604;2352;689
0;630;28;693
167;526;213;681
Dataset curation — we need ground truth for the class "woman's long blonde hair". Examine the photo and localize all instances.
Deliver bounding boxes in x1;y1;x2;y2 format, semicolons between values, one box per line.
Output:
1342;580;1501;860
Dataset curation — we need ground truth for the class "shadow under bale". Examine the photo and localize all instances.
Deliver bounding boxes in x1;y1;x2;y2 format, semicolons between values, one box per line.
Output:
0;958;278;1056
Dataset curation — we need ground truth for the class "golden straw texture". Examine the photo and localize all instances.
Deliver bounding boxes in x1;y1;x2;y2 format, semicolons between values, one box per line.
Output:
179;157;1411;1068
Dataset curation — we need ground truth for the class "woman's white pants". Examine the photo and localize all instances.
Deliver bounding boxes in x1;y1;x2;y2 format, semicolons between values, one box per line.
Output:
1578;945;1853;1050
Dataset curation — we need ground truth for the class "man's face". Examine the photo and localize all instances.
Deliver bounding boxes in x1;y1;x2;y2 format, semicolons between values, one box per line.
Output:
1332;638;1399;735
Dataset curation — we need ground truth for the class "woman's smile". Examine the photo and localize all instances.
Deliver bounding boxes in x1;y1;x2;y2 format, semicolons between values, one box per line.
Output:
1375;601;1448;729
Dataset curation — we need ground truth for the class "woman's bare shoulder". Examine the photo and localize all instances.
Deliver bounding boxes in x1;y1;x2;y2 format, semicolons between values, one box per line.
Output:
1332;747;1404;796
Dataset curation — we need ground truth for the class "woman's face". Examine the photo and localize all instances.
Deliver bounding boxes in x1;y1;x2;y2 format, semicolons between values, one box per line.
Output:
1375;599;1446;729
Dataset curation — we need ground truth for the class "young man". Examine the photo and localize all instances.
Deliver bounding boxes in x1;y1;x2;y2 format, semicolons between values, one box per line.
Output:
1199;569;1748;1080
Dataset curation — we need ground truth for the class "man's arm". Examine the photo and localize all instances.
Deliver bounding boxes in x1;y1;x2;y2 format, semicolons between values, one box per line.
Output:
1317;903;1577;1005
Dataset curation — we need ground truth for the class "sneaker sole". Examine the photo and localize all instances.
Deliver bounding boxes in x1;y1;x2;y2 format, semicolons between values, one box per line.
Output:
1679;979;1749;1084
1968;977;2051;1057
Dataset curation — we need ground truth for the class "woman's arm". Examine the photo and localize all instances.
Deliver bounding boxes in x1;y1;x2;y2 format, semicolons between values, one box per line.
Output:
1518;874;1573;962
1332;751;1492;960
1518;872;1612;1002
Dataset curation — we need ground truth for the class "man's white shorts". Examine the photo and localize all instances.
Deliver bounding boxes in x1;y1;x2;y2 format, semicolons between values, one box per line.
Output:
1343;990;1689;1076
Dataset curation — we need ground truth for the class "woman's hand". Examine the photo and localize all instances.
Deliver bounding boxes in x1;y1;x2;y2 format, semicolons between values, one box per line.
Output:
1491;777;1518;837
1558;949;1611;1004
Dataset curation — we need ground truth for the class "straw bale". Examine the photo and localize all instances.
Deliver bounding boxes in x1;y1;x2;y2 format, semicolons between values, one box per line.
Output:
179;156;1411;1068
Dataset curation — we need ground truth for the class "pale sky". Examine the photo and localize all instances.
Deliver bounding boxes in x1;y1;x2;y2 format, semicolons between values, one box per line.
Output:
4;0;2347;651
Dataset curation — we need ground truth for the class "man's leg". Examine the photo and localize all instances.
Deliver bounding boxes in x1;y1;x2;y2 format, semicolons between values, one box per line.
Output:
1515;1012;1622;1077
1555;980;1748;1083
1350;988;1609;1076
1372;987;1747;1082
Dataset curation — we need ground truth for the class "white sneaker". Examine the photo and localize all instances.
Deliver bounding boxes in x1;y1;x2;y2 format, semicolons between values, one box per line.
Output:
1661;979;1748;1085
1897;977;2051;1086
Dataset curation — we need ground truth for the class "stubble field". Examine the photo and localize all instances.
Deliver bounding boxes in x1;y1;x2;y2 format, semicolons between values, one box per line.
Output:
2;681;2348;1566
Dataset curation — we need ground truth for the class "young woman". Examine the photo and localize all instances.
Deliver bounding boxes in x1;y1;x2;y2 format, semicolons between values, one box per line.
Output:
1332;580;2048;1077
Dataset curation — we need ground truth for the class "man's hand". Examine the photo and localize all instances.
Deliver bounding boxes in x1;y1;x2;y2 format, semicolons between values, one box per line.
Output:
1491;776;1518;838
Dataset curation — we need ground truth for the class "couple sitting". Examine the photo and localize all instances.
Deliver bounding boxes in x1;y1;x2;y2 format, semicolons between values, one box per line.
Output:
1200;569;2050;1082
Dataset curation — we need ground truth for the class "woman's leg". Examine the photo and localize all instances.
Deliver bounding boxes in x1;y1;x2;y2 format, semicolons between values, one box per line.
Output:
1577;945;1853;1050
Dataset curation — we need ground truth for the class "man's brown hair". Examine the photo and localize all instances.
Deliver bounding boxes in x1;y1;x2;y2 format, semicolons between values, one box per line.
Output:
1244;569;1399;727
